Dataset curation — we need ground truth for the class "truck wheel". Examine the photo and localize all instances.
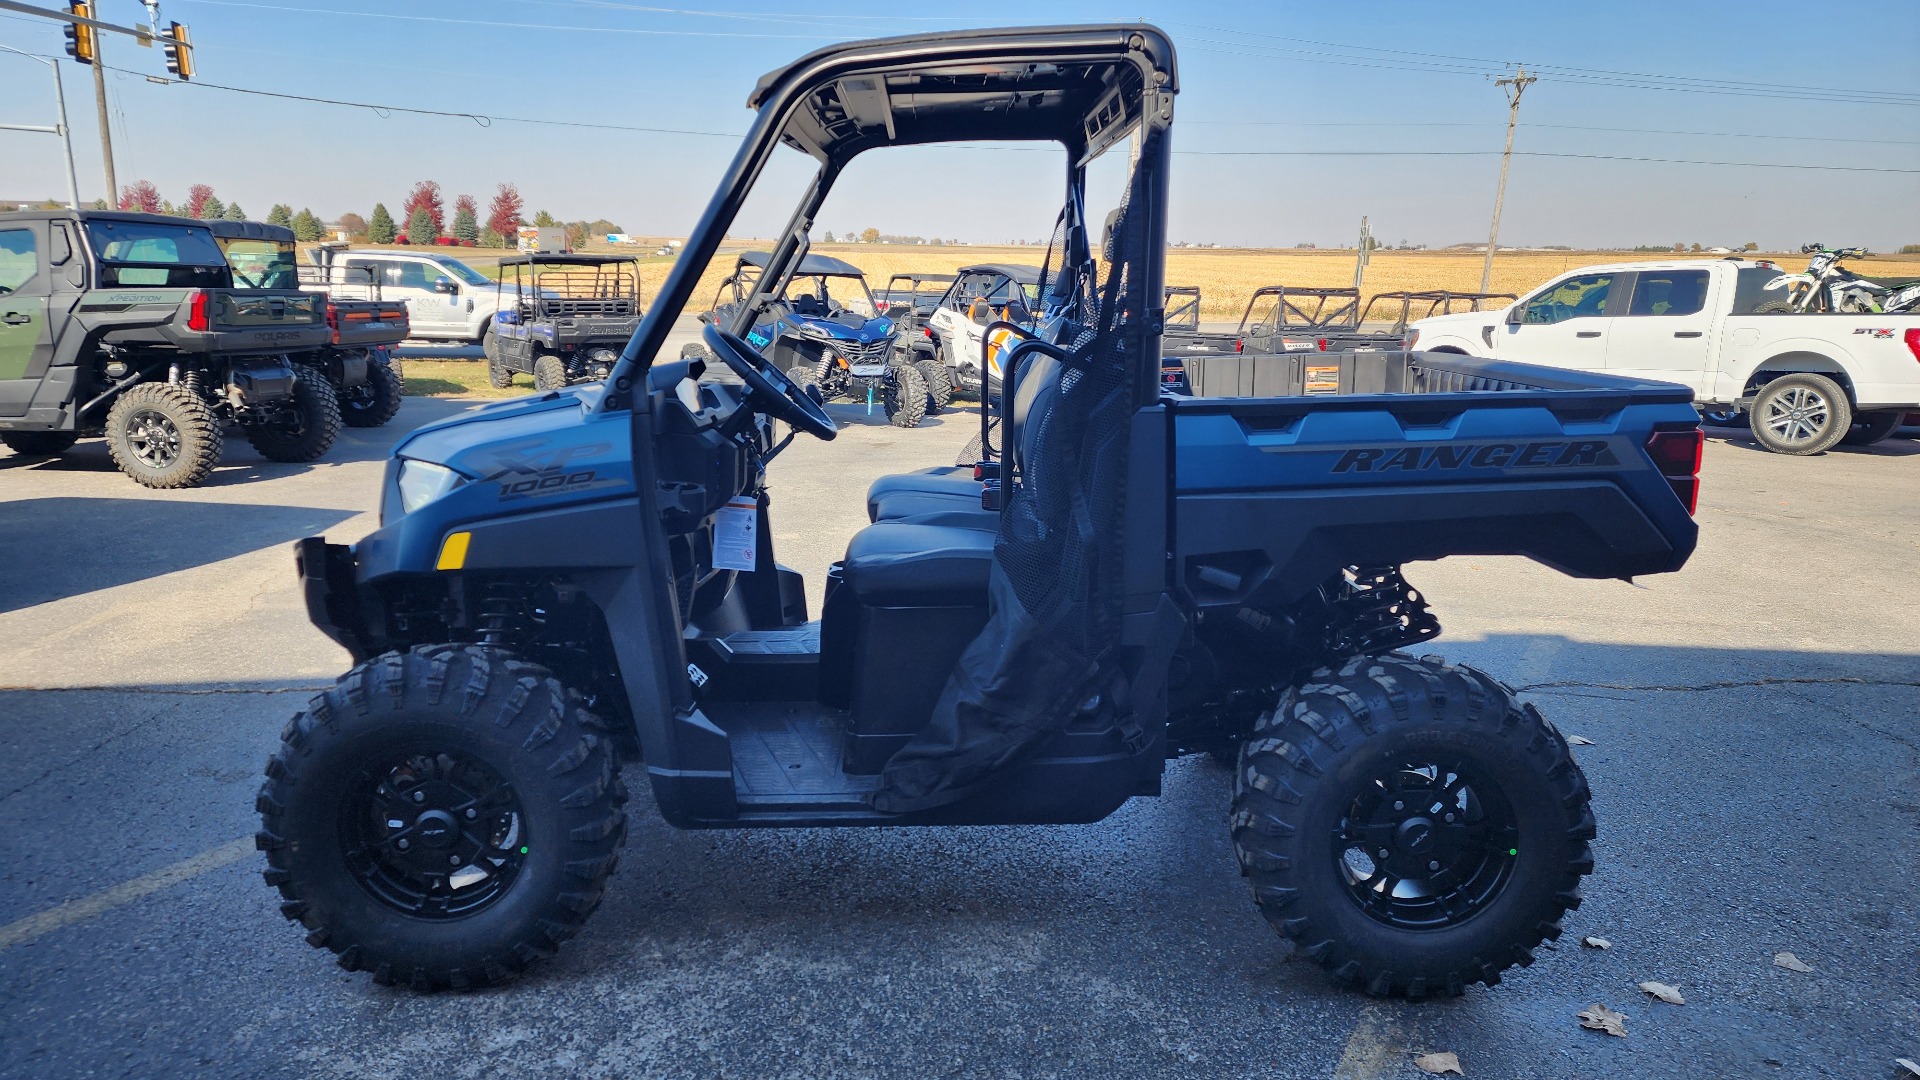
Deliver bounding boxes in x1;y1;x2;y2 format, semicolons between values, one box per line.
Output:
1841;409;1903;447
257;645;627;991
1748;372;1851;455
2;431;80;456
484;328;513;389
916;359;953;414
340;357;405;428
105;382;223;489
883;362;928;429
1230;653;1593;999
532;354;568;392
246;365;343;463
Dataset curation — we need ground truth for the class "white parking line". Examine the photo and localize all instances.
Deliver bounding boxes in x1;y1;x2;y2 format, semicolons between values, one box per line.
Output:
0;837;254;951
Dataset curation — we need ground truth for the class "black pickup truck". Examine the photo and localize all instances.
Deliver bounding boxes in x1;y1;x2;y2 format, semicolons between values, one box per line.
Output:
0;210;340;487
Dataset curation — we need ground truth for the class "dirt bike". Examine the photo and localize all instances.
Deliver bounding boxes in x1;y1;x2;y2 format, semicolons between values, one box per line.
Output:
1760;244;1920;314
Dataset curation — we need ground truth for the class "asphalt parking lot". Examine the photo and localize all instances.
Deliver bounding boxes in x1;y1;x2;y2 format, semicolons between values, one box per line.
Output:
0;396;1915;1080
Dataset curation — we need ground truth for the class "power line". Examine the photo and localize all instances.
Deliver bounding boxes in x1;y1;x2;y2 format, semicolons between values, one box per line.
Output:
173;0;830;38
1177;148;1920;173
1183;118;1920;147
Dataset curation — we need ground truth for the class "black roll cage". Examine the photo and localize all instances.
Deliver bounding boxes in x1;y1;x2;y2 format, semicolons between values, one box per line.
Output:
599;24;1177;415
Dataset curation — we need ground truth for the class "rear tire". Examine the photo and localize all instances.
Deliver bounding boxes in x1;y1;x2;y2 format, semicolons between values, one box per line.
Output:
916;359;953;414
340;356;405;428
246;365;343;463
532;354;568;392
257;646;626;991
1748;372;1850;455
105;381;222;489
1753;299;1797;315
883;362;928;428
1841;409;1903;447
2;431;80;456
484;328;513;389
1231;653;1593;999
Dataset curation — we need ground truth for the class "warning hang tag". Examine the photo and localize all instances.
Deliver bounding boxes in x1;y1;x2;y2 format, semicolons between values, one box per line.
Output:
711;496;759;572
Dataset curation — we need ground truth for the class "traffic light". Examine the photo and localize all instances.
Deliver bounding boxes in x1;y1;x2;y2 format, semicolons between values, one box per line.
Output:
162;21;192;80
63;3;95;65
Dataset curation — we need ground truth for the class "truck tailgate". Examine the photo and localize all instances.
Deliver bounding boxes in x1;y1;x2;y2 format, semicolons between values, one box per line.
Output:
1170;351;1702;605
205;289;330;354
326;299;410;348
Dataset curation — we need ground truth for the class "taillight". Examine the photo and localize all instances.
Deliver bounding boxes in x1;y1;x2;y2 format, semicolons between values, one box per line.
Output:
186;290;210;331
1904;327;1920;363
1645;428;1704;515
325;302;340;344
923;326;933;339
1404;329;1421;351
1317;337;1329;352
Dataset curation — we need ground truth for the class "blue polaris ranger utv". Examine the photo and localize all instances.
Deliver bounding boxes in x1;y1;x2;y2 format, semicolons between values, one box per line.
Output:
259;25;1704;998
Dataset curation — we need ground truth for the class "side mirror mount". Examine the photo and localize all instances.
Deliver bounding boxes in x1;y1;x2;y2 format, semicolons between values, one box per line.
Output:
433;277;457;294
1505;305;1525;326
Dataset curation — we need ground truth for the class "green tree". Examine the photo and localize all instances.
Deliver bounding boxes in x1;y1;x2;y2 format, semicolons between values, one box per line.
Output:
88;198;109;210
266;204;294;229
585;218;623;236
223;202;246;221
405;205;436;245
368;203;397;244
291;208;325;242
1900;243;1920;255
822;230;836;243
451;195;480;244
202;195;226;220
1689;242;1703;253
479;226;504;249
532;209;558;228
1743;242;1759;252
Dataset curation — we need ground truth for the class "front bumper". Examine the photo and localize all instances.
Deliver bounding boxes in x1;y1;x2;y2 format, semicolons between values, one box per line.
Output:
296;537;374;661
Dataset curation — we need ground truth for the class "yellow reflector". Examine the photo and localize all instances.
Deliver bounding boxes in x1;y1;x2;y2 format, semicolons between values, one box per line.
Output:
436;531;471;571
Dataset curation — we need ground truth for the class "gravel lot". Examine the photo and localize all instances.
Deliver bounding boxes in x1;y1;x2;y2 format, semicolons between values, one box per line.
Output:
1;394;1914;1080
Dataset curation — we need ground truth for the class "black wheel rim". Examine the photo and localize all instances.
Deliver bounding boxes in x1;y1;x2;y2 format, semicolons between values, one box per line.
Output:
125;408;182;469
342;383;377;413
340;748;527;919
1332;755;1519;930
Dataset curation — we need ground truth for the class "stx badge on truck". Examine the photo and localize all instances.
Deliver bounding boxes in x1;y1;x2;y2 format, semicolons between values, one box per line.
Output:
1333;440;1619;473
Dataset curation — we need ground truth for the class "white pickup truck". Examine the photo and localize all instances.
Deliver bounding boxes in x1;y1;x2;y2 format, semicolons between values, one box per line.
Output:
1408;258;1920;454
328;249;528;351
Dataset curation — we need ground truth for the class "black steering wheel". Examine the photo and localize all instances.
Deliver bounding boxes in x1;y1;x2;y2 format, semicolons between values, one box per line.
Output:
702;323;837;441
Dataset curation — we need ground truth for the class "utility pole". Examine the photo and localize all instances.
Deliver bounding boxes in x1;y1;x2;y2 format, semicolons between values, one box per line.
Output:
89;16;115;203
1479;66;1535;294
1353;215;1372;291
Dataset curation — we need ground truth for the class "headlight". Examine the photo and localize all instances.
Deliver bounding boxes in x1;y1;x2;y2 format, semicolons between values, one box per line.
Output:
396;459;466;515
796;322;832;338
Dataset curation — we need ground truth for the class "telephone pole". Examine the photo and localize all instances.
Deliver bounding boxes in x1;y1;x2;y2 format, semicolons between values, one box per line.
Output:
90;25;115;203
1478;66;1535;294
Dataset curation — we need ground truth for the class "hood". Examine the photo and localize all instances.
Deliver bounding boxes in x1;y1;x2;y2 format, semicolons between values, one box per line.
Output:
1410;307;1508;335
396;382;611;472
786;312;895;343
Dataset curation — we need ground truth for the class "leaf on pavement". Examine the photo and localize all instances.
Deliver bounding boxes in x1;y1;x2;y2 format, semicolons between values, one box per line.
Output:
1773;951;1814;973
1639;980;1685;1005
1566;734;1596;746
1581;936;1612;949
1578;1004;1628;1037
1893;1058;1919;1077
1412;1051;1464;1075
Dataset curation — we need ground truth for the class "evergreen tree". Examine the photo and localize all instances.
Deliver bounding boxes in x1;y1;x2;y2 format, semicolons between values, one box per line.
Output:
532;209;558;228
368;203;397;244
202;196;226;220
451;195;479;244
223;202;247;221
266;204;294;229
479;227;504;249
291;208;325;242
405;206;436;245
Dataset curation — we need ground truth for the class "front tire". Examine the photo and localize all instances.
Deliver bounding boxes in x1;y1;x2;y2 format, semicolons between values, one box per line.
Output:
1748;372;1851;455
916;358;953;414
257;646;626;991
340;356;405;428
245;365;343;463
484;327;513;389
2;430;80;456
1231;654;1593;999
104;381;223;489
1841;409;1903;447
883;362;928;429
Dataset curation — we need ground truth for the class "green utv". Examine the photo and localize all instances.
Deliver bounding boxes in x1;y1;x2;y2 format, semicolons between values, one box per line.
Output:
0;210;340;488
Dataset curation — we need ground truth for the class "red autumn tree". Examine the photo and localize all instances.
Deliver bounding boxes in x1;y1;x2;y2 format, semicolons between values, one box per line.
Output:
401;181;445;236
118;180;162;213
184;183;216;218
486;182;524;243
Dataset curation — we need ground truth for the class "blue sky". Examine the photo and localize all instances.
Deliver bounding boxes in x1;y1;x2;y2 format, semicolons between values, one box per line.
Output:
2;1;1916;249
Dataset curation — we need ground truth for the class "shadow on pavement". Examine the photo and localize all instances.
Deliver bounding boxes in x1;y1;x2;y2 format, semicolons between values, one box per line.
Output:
0;497;356;613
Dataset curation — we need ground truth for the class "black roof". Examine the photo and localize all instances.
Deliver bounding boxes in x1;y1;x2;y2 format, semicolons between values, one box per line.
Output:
0;209;220;229
205;220;296;242
958;263;1045;283
738;250;867;277
497;253;640;266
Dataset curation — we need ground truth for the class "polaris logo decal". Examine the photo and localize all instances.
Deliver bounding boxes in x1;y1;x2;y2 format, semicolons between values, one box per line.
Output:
1333;440;1618;473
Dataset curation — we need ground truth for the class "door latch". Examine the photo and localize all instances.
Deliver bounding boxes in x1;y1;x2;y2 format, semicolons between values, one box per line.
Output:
1;312;30;326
